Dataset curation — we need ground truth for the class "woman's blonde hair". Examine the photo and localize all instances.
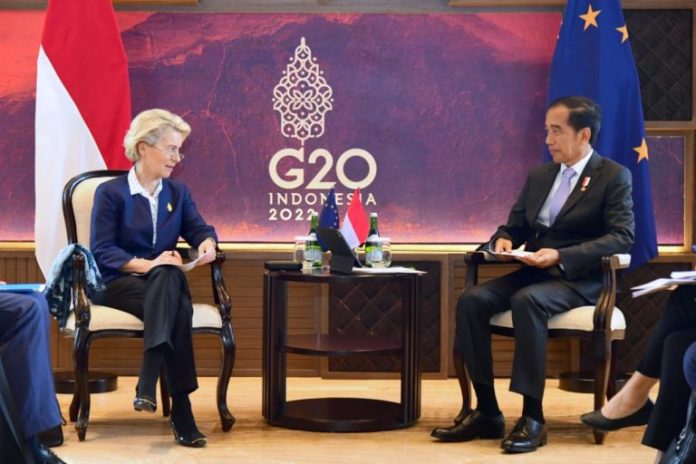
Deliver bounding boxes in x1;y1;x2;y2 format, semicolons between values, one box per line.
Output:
123;109;191;162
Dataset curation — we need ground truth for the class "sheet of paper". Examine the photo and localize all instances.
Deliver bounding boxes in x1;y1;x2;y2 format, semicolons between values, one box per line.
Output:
489;250;533;259
352;266;425;275
174;260;198;272
670;270;696;279
148;250;214;274
631;277;696;298
175;250;215;272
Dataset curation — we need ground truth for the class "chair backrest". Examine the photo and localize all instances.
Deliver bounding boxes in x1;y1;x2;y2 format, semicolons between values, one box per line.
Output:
62;170;127;247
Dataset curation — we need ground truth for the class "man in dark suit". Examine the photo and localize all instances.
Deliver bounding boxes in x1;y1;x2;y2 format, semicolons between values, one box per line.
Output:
431;96;635;453
0;292;65;463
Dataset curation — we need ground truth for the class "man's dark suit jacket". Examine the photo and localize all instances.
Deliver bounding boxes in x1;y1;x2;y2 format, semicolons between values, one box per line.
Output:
91;175;217;284
490;151;635;301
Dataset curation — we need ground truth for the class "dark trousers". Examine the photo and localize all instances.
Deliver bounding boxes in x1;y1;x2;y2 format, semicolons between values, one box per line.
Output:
684;342;696;391
92;266;198;396
455;266;589;401
0;292;62;438
637;285;696;451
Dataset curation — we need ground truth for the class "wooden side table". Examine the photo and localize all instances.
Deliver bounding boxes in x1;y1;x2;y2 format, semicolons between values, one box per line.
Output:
262;269;423;432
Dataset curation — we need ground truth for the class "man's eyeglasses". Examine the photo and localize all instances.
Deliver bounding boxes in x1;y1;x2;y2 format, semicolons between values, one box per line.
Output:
150;144;185;161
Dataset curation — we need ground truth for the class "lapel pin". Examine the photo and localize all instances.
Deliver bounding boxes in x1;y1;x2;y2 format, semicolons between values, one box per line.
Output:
167;202;173;212
580;176;591;192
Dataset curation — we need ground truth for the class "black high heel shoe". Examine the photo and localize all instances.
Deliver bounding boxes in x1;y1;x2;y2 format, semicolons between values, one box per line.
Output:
133;396;157;413
170;419;206;448
580;399;653;431
133;386;157;413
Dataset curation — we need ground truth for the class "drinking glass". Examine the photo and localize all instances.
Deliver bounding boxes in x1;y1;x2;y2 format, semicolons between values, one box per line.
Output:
379;238;392;267
293;236;307;264
371;237;391;268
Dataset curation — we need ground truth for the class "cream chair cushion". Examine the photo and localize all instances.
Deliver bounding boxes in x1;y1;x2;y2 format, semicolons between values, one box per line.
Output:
71;176;117;247
63;303;222;335
489;306;626;332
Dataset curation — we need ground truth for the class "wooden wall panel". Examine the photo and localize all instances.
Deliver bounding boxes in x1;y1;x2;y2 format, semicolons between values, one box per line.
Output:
2;249;689;380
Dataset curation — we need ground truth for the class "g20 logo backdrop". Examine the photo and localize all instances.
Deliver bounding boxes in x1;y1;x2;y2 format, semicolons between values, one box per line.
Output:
0;13;598;244
267;38;378;223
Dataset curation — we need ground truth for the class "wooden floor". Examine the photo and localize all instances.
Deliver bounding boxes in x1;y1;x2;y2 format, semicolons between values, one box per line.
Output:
52;377;657;464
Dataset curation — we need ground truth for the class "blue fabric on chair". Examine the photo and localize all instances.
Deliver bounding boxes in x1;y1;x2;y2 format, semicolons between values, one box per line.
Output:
43;243;104;328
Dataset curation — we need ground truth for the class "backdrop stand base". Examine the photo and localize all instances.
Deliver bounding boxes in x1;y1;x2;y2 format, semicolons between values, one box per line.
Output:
53;371;118;394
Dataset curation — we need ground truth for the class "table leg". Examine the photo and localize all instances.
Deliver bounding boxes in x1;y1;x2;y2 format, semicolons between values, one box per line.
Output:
263;275;288;421
400;275;421;424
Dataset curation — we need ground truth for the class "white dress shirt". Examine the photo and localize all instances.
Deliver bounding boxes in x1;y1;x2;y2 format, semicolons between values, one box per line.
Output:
127;167;163;246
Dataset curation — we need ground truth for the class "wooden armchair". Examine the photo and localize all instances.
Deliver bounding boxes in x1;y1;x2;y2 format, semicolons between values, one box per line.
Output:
61;170;236;441
454;251;630;444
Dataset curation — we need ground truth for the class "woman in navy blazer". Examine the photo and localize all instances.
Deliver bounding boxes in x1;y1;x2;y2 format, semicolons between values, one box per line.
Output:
91;109;217;448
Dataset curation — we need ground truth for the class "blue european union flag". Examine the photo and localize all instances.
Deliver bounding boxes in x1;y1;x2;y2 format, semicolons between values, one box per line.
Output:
317;187;340;251
547;0;657;268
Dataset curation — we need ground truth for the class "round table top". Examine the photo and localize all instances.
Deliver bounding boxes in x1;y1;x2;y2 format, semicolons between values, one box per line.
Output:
264;268;421;283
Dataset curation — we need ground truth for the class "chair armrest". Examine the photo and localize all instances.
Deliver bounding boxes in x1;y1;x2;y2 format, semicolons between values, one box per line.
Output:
209;250;232;322
463;250;510;265
608;253;631;270
70;252;92;330
592;254;628;332
175;245;192;260
463;250;520;288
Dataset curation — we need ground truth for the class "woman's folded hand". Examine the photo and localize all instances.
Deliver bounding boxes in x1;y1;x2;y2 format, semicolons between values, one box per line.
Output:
151;250;183;269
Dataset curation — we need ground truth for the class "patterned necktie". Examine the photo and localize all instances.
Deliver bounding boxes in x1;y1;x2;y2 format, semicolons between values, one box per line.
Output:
548;167;577;225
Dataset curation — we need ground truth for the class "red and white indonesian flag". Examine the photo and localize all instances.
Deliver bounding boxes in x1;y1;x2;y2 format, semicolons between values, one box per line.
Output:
35;0;131;277
340;188;369;249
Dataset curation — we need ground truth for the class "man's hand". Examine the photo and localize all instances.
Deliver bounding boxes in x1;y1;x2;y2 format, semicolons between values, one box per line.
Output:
517;248;560;269
494;238;513;253
196;238;217;266
492;238;516;261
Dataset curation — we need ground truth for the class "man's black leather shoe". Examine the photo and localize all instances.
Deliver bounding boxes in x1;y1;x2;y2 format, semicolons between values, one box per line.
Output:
580;399;653;431
500;416;547;453
453;406;469;424
38;425;64;447
431;410;505;442
35;443;67;464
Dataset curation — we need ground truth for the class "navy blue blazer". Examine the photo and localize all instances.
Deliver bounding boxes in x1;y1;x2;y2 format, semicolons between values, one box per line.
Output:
90;175;217;284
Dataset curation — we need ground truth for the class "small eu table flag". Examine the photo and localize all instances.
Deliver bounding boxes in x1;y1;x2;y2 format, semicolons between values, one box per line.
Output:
318;187;340;251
